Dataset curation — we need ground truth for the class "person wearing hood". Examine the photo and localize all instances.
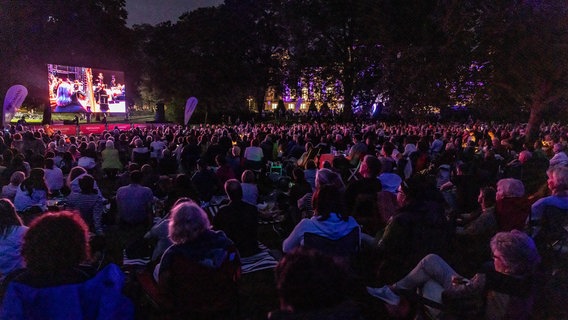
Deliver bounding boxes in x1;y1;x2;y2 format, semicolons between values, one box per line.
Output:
283;184;360;253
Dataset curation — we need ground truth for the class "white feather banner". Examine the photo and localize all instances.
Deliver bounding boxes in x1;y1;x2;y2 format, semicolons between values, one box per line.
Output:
184;97;198;125
3;85;28;128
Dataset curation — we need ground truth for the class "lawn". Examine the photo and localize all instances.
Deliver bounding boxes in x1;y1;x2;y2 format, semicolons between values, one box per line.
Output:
11;111;162;125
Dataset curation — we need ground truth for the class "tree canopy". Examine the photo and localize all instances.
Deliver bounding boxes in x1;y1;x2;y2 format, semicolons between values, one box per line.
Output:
1;0;567;135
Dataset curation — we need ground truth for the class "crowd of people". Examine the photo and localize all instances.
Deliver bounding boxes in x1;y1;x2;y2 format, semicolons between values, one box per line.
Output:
0;117;566;319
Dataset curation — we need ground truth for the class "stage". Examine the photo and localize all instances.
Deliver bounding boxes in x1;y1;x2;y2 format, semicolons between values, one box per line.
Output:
28;122;172;135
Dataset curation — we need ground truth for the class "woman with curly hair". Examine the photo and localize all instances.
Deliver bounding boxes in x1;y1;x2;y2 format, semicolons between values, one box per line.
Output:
0;199;27;281
0;211;133;319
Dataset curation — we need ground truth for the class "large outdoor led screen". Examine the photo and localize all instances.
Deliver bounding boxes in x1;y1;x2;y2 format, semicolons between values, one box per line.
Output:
47;64;126;113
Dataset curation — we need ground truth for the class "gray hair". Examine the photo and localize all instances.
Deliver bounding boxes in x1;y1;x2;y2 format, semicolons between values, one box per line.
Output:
490;230;540;276
547;165;568;192
105;140;115;149
315;168;345;191
232;145;241;157
496;178;525;199
168;202;211;244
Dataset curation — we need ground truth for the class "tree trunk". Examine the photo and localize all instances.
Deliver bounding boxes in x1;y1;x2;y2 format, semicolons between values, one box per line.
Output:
341;72;354;122
255;92;264;113
526;80;552;144
342;95;353;121
526;101;544;145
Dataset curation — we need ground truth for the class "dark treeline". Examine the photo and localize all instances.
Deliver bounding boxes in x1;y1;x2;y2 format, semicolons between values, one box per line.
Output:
1;0;567;141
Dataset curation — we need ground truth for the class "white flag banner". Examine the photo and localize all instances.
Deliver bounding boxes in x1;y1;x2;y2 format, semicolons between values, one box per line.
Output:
3;85;28;127
184;97;198;125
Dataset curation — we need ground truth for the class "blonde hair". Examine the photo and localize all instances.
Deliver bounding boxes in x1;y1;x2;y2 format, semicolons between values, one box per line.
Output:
168;202;211;244
232;146;241;157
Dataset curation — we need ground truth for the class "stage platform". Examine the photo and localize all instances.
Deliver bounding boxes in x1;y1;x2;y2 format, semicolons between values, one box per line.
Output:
29;122;172;135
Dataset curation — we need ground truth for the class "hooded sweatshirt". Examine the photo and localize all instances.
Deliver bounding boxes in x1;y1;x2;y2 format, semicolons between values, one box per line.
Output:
283;213;359;253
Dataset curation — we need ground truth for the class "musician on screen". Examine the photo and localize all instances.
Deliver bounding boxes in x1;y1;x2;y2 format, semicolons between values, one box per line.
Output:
54;82;87;113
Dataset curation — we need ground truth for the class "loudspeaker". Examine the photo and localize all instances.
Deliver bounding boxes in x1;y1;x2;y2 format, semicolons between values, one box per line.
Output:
155;102;166;122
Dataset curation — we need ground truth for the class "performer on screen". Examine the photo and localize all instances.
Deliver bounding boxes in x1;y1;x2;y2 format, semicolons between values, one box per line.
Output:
86;106;92;123
54;82;87;113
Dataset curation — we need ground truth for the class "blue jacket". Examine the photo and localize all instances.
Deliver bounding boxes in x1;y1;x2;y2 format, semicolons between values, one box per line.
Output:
1;264;133;319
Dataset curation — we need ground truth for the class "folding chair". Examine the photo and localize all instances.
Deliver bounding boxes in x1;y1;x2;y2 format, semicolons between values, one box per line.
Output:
318;153;335;169
347;160;362;182
137;245;241;320
533;205;568;266
268;161;283;175
303;227;361;258
303;227;362;276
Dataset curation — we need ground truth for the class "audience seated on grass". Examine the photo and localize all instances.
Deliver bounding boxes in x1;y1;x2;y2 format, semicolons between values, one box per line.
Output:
1;114;568;318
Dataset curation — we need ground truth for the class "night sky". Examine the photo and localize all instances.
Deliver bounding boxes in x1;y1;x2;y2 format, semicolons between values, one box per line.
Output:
126;0;224;26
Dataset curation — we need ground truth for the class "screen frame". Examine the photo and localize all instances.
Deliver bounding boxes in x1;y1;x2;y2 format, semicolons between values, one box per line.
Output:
47;64;126;113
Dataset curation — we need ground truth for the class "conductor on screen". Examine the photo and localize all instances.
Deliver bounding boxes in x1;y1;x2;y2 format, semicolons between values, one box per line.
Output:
54;82;87;113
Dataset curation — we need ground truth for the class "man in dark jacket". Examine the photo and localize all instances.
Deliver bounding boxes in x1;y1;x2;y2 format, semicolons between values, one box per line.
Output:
213;179;260;257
